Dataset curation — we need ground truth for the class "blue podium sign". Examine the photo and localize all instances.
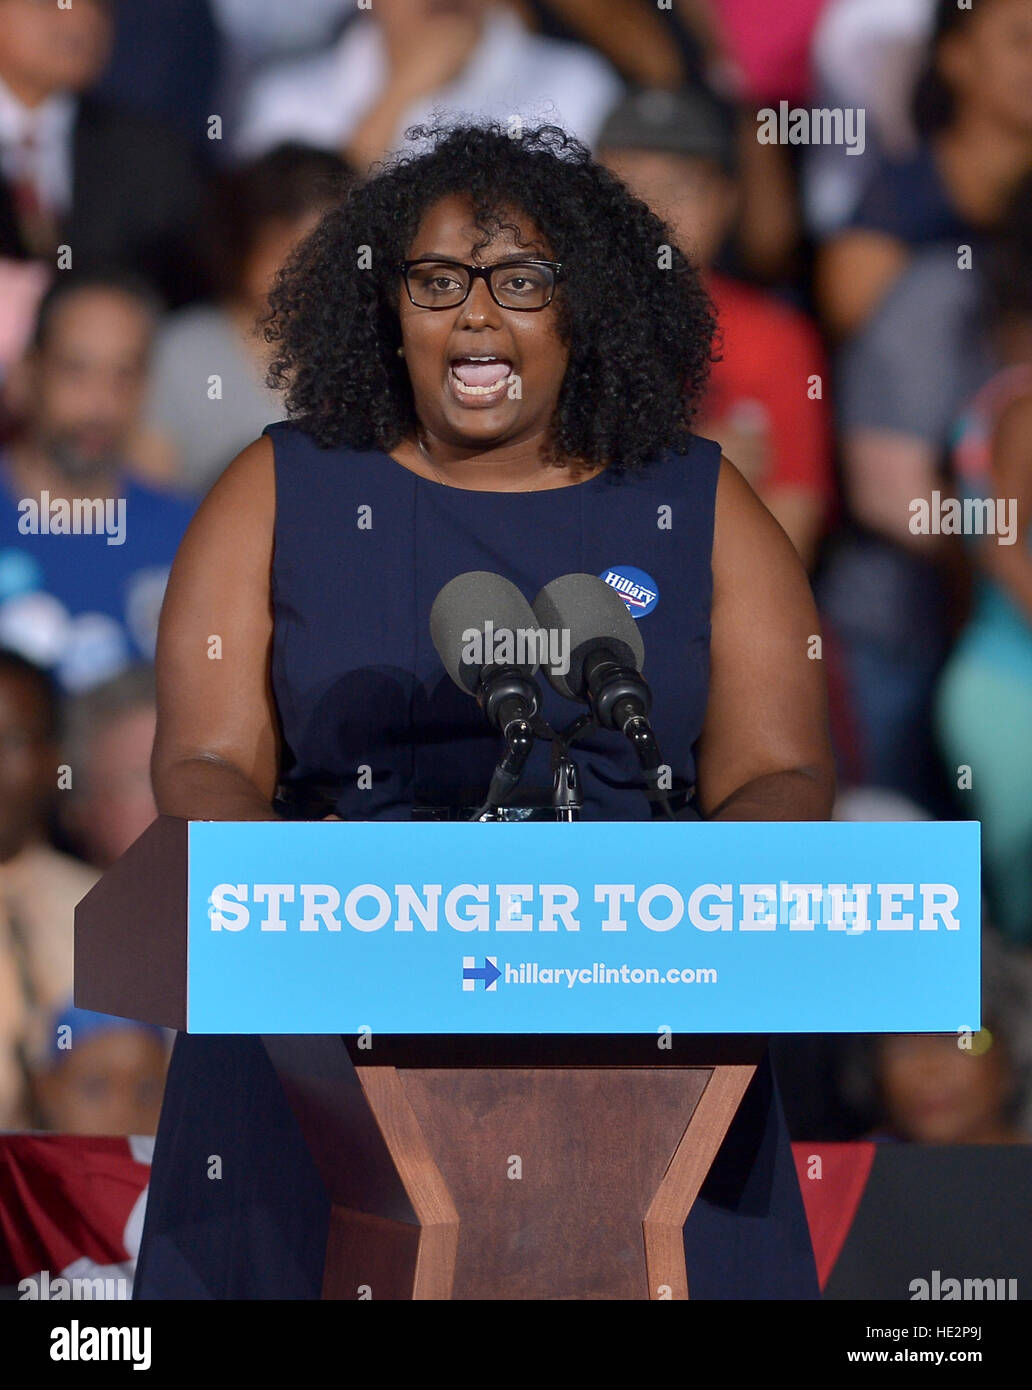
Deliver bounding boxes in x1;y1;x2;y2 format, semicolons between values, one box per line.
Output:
186;820;980;1035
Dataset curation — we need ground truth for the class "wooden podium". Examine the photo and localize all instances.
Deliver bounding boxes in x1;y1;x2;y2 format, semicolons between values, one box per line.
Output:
75;815;765;1300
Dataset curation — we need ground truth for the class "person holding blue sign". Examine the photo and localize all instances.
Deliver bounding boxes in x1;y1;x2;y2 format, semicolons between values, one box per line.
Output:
134;121;835;1300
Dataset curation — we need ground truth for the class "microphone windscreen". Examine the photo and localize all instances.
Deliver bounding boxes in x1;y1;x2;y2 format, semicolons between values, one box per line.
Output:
532;573;645;701
430;571;540;694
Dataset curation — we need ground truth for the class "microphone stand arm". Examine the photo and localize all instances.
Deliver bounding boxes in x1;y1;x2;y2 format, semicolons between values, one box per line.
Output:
469;669;546;819
585;652;678;821
484;703;536;808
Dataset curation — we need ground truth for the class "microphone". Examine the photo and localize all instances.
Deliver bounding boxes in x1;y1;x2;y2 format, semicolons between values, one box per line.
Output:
429;571;546;811
532;573;675;817
532;573;647;729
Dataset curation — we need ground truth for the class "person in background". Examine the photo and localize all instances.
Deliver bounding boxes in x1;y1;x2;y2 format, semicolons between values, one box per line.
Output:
837;929;1032;1143
209;0;355;151
702;0;828;110
692;0;825;279
0;648;98;1129
872;1029;1028;1145
89;0;221;158
232;0;623;171
832;244;994;554
535;0;803;283
0;256;47;390
31;1004;169;1137
598;86;834;570
0;274;195;694
812;89;1032;817
62;663;157;870
0;0;203;308
814;259;982;815
817;0;1032;340
522;0;711;90
805;0;936;236
140;145;353;497
935;177;1032;946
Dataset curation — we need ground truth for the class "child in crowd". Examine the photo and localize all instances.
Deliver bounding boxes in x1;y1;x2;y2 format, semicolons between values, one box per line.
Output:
32;1004;169;1137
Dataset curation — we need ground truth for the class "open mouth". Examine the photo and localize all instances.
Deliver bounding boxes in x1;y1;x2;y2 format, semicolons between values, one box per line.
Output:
448;355;516;398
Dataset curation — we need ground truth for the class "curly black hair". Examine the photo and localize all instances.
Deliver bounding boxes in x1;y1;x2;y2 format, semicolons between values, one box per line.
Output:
263;121;716;473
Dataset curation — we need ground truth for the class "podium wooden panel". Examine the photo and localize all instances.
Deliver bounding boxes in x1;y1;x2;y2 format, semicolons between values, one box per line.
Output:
363;1065;756;1300
75;816;763;1300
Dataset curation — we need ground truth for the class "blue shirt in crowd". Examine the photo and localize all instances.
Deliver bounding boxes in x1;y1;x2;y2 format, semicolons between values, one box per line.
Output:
0;453;196;692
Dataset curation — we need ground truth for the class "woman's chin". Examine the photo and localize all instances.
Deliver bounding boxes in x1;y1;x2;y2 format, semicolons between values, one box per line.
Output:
439;399;522;443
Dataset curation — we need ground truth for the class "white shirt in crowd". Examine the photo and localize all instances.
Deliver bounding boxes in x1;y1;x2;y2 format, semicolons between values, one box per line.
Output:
804;0;936;235
233;4;623;159
0;76;76;217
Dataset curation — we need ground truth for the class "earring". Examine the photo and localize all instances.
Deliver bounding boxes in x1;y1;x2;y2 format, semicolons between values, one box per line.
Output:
397;345;405;358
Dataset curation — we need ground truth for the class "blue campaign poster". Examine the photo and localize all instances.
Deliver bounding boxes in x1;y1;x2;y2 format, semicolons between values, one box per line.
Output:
186;820;980;1035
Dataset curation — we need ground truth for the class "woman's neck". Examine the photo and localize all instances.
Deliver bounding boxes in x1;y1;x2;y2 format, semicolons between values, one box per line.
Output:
404;429;603;492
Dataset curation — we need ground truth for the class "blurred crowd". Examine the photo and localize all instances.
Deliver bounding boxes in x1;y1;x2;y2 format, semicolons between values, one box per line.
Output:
0;0;1031;1147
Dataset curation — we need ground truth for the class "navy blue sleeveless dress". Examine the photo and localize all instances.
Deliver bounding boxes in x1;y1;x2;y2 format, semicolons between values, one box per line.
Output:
134;422;818;1300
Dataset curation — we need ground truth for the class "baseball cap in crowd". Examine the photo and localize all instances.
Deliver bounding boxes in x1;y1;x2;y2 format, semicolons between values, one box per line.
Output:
597;85;739;176
47;1003;169;1066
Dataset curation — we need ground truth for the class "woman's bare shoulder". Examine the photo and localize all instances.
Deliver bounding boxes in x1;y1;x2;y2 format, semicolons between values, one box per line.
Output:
179;435;275;554
207;434;275;511
712;453;806;584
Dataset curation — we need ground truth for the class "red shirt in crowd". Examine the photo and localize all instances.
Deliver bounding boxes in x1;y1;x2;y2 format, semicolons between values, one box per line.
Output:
702;271;835;515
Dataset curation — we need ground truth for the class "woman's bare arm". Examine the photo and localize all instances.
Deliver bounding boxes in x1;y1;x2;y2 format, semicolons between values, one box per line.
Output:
695;457;836;821
151;436;282;821
816;230;908;339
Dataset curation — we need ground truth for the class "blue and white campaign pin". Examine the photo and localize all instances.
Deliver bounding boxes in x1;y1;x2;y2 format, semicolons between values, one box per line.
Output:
599;565;659;618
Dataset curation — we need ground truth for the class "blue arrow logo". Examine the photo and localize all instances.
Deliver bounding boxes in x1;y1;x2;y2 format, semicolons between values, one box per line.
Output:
462;956;501;991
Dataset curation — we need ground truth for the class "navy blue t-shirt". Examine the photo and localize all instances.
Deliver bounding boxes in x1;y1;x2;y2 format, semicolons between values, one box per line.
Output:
848;146;970;246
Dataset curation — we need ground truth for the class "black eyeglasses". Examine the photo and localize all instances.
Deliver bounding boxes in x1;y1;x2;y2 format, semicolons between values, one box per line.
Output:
399;257;562;311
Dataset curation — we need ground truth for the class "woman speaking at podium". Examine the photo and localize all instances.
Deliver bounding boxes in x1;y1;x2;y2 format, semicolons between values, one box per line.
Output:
134;122;834;1300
